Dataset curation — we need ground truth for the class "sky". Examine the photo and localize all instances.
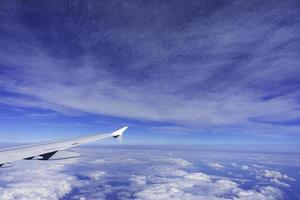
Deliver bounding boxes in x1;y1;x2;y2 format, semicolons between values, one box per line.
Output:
0;0;299;149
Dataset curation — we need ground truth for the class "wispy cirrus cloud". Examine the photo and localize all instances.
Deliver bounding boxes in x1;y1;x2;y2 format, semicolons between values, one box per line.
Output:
0;0;299;136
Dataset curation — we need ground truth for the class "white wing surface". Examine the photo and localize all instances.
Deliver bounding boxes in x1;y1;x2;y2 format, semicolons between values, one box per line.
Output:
0;126;128;166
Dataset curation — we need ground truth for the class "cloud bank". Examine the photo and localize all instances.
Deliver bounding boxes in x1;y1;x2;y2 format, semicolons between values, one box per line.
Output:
0;146;298;199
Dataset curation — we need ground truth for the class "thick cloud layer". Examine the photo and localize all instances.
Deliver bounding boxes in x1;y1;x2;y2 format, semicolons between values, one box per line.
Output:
1;146;298;200
0;159;79;200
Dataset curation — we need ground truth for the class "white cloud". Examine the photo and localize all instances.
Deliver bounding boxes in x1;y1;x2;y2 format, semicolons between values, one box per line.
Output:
0;146;294;200
236;186;282;200
129;154;283;200
206;162;225;169
185;172;211;182
241;165;249;170
260;169;295;188
130;175;147;186
236;165;296;188
251;164;266;169
231;163;249;171
156;157;192;167
86;171;106;181
1;0;300;136
77;147;297;199
135;169;282;200
0;159;79;200
149;165;188;178
263;170;292;180
270;179;290;188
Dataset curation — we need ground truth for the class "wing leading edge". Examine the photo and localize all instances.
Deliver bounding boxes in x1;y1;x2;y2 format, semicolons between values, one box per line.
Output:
0;126;128;167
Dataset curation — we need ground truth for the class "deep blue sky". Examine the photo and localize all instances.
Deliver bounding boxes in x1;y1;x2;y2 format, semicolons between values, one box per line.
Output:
0;0;299;149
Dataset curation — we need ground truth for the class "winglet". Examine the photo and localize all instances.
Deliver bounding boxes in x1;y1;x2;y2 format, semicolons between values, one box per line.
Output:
112;126;128;143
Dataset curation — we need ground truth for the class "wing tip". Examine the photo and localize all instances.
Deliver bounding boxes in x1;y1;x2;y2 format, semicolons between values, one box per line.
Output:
112;126;128;137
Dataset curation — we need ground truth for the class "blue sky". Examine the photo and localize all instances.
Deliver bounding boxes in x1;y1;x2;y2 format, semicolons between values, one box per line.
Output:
0;0;299;149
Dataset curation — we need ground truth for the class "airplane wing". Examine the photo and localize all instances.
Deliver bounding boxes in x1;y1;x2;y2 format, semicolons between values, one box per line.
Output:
0;126;128;167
